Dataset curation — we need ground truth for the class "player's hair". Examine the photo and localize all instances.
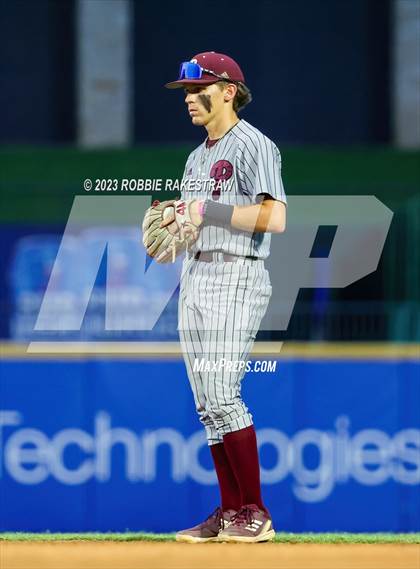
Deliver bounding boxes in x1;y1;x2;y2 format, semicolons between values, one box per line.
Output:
217;81;252;113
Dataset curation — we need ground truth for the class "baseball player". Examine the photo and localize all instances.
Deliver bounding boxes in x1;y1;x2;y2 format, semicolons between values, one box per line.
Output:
159;52;287;542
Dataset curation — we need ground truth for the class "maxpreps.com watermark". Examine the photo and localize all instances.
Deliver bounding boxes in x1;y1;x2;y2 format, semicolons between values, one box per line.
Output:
83;178;234;192
193;358;277;373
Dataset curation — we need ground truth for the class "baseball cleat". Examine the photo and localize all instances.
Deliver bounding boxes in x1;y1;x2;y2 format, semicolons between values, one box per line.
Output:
217;504;275;543
175;507;237;543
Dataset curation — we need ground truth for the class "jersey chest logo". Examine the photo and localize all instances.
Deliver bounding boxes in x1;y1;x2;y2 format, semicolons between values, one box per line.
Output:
210;160;233;200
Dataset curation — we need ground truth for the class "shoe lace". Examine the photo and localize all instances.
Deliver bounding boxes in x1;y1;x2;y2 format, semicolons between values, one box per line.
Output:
231;505;258;527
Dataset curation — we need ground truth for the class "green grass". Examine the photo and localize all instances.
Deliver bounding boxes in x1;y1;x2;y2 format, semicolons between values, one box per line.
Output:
1;532;419;544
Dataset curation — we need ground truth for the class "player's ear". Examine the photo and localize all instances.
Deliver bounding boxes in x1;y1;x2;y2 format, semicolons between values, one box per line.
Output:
224;83;237;102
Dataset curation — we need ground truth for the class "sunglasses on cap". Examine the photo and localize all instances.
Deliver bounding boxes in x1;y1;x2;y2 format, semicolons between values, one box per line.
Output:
178;61;235;82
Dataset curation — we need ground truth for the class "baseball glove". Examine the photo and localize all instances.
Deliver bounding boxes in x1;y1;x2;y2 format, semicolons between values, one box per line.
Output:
142;199;201;263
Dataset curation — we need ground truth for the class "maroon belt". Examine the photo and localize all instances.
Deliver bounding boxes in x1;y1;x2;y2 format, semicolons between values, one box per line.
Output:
193;251;259;262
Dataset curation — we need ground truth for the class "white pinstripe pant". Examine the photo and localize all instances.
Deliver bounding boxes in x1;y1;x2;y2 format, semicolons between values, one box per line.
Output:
178;256;272;445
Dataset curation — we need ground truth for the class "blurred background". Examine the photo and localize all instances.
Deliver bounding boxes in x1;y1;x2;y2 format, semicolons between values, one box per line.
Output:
0;0;419;534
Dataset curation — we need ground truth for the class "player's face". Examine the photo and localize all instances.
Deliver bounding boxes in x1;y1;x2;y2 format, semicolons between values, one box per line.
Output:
184;83;225;126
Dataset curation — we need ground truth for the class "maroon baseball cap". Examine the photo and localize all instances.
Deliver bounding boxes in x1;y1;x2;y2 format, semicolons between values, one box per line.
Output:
165;52;245;89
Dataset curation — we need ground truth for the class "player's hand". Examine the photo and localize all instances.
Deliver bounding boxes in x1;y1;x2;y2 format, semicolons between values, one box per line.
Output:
188;200;204;227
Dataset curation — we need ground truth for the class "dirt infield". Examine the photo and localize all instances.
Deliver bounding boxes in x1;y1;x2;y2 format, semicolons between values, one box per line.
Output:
2;542;419;569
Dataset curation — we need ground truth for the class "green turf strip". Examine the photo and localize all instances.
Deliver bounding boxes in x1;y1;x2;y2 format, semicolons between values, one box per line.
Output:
1;532;419;543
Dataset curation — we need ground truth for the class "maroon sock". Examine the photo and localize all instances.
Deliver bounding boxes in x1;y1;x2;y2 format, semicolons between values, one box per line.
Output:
210;443;242;511
222;425;266;511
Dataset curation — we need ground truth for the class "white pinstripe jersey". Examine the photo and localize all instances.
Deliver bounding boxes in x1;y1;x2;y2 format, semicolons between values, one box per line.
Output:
180;119;287;259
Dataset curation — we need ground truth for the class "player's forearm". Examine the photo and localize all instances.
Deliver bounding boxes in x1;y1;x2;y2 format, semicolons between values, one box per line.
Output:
190;199;286;234
231;201;286;233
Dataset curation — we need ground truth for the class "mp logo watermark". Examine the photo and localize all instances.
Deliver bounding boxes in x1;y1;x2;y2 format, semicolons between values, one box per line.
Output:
29;195;393;352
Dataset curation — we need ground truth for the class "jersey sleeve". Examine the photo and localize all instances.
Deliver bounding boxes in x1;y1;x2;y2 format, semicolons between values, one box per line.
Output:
240;137;287;205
